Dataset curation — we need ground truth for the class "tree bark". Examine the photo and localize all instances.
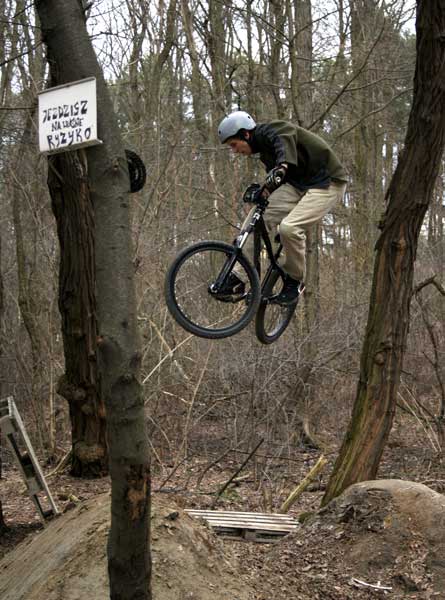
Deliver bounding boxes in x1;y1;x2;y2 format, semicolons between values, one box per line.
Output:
35;2;151;598
180;0;209;141
0;221;5;532
287;0;313;126
268;0;286;118
143;0;177;131
349;1;384;286
10;112;50;453
48;149;107;476
322;1;445;505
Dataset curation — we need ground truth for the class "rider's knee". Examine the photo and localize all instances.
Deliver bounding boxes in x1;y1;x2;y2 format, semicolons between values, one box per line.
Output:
279;219;304;241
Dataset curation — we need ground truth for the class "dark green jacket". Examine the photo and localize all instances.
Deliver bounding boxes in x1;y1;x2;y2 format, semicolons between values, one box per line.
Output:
250;120;348;190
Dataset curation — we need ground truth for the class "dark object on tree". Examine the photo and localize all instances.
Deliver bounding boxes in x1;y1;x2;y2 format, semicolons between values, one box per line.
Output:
125;149;147;193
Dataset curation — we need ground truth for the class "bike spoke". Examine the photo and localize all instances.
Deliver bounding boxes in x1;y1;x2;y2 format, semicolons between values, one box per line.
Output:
166;242;260;338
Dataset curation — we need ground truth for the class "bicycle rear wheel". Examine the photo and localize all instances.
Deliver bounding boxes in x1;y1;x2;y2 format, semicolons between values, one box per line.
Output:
255;269;297;344
165;241;261;339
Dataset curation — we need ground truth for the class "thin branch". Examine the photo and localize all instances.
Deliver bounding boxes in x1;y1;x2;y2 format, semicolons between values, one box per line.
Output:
309;25;386;131
334;88;413;142
0;42;44;68
415;275;445;296
211;438;264;509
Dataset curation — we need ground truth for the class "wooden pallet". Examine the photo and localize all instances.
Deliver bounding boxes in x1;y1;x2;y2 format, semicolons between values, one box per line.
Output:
185;509;298;543
0;396;59;524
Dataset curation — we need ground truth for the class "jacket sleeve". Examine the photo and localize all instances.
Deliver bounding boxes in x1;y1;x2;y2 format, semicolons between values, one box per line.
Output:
255;122;299;167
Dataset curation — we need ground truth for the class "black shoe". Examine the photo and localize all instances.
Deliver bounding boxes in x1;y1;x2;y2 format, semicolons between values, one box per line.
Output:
214;273;245;299
275;276;304;306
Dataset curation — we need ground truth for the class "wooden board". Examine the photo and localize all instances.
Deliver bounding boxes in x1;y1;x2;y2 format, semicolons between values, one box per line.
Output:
185;509;298;543
0;396;59;524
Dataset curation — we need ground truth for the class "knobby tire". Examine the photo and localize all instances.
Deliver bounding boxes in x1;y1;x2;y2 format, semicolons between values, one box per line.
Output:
255;269;297;344
165;240;261;339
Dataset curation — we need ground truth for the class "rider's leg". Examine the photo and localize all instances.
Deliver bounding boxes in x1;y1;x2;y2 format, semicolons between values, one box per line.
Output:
264;183;305;274
263;184;305;257
278;181;346;281
230;191;300;285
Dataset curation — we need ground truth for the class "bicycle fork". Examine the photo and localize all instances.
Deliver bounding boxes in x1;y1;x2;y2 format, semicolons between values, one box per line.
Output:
208;205;261;300
208;249;242;294
255;221;288;305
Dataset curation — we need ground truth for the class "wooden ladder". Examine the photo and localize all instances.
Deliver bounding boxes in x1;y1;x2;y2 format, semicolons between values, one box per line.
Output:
0;396;59;524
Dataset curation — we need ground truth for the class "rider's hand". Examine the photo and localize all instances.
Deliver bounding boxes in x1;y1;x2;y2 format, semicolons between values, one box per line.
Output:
265;164;287;191
242;183;262;204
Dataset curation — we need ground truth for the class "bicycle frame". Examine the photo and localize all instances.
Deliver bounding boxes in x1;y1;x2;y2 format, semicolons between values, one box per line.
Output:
209;199;286;297
165;196;297;342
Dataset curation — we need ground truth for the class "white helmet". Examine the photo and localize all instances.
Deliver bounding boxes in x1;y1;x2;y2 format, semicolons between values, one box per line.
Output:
217;111;256;143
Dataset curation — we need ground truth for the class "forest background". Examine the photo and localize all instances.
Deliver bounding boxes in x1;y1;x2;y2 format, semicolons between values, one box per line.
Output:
0;0;444;507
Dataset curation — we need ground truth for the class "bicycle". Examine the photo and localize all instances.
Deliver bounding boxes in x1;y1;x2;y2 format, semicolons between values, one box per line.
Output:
164;183;304;344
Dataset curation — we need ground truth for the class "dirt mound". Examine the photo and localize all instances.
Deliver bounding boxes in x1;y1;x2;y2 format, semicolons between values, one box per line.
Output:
3;479;445;599
256;479;445;599
0;493;252;600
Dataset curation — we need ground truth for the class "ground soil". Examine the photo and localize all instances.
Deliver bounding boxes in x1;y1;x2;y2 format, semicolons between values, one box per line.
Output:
1;417;445;599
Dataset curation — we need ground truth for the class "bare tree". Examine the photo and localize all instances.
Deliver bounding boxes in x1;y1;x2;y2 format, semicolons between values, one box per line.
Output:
48;146;108;476
35;2;151;598
0;221;5;532
323;0;445;505
180;0;209;140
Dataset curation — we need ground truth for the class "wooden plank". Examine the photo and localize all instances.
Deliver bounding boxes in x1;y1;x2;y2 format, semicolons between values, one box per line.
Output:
185;509;298;540
186;511;296;525
187;516;295;525
186;510;295;522
210;526;291;544
190;516;296;527
186;516;295;525
196;516;295;525
186;510;293;518
189;517;296;527
0;396;59;523
210;523;295;532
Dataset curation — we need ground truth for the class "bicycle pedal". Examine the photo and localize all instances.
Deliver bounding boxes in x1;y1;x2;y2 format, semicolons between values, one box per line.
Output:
214;292;248;304
265;294;281;305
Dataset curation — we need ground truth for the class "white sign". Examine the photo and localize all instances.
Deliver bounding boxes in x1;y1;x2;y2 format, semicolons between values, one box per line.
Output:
38;77;102;154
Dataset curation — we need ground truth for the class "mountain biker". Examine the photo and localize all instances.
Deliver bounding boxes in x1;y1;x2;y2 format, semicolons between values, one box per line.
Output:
217;111;348;305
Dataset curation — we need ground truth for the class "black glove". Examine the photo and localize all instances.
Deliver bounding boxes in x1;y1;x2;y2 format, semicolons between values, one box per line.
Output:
265;165;287;192
242;183;262;204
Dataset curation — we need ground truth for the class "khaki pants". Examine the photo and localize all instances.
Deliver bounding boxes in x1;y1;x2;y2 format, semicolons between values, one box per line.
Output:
263;181;347;281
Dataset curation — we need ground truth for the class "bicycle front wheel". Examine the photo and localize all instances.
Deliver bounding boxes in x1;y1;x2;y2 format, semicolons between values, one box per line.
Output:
255;269;297;344
165;241;261;339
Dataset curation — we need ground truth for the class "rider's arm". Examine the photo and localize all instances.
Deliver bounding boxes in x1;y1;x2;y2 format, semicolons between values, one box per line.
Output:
254;122;299;169
265;164;288;192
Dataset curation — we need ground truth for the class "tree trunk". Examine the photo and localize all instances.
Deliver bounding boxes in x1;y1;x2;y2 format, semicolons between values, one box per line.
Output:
349;0;384;287
180;0;209;141
144;0;177;131
206;0;230;117
35;2;151;598
10;112;50;454
0;224;6;532
323;1;445;505
48;149;107;477
287;0;313;126
268;0;286;118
